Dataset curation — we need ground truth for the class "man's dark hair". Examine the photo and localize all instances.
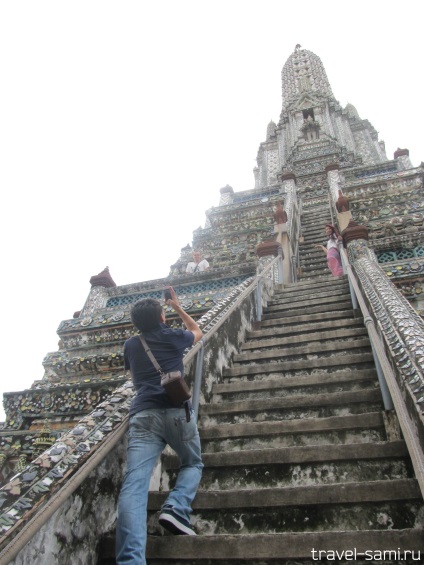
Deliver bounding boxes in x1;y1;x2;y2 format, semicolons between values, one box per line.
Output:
130;298;163;331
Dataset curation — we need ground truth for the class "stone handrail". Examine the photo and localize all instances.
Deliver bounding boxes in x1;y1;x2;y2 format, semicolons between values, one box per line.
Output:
341;242;424;497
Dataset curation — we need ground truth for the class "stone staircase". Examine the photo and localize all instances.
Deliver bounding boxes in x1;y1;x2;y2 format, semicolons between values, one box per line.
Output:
298;204;333;279
130;276;424;563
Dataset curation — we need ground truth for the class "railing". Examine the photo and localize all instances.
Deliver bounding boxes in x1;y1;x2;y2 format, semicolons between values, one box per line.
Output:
339;247;424;498
0;255;282;564
289;196;302;283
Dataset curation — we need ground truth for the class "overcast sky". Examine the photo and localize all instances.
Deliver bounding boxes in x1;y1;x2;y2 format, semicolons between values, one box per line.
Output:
0;1;423;421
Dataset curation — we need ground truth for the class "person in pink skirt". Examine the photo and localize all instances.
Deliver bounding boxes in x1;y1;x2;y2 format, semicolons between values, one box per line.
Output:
315;224;344;277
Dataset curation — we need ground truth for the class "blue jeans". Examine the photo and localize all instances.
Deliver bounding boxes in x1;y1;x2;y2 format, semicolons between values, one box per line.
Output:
116;408;203;564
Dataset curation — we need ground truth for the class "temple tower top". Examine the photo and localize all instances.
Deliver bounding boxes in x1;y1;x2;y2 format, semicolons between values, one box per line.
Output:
281;47;334;107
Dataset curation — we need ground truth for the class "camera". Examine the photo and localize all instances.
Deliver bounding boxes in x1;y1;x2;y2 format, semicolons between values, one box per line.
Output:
163;289;172;301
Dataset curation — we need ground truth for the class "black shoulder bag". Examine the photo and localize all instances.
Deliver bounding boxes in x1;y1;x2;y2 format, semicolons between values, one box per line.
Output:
138;334;191;422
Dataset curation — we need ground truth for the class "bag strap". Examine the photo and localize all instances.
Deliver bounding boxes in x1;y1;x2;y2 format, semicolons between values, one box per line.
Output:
138;334;164;376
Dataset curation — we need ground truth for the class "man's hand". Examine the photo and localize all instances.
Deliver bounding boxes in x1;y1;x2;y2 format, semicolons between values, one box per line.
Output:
164;286;202;343
164;286;180;309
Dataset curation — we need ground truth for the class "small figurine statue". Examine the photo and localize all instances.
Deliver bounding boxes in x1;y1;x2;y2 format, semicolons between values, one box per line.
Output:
274;202;288;224
336;190;349;213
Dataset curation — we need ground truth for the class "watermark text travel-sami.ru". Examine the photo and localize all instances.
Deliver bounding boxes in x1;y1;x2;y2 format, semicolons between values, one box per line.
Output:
311;548;421;561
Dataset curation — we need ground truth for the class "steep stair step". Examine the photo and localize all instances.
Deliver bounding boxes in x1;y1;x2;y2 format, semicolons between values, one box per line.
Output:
259;309;357;327
146;529;424;561
301;258;330;269
297;272;345;281
247;317;365;339
242;328;369;351
223;352;375;377
149;478;421;511
214;368;378;395
274;279;348;296
198;412;386;451
146;483;422;538
233;338;372;363
301;265;334;275
262;300;353;319
200;389;382;419
146;480;422;536
164;440;409;467
283;273;338;286
271;287;350;306
199;412;384;440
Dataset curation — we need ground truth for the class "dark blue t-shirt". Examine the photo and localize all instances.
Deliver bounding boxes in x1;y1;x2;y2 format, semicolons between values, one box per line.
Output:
124;323;195;416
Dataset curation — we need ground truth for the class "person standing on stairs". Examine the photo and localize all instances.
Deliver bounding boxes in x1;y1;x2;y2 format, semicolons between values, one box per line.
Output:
315;224;344;277
116;287;204;565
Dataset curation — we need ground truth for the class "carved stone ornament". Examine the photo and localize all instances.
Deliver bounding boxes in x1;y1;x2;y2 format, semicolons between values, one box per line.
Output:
279;170;296;182
256;238;282;258
394;148;409;159
342;219;369;247
89;266;117;288
324;162;340;173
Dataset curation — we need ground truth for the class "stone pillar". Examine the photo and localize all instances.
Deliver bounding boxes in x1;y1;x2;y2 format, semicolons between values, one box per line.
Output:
394;148;413;170
253;167;260;189
256;239;283;285
218;184;234;206
273;224;291;285
277;171;298;284
80;267;117;318
326;163;352;231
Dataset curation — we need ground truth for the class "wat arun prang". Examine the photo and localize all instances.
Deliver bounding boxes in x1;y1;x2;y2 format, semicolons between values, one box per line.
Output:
0;46;423;563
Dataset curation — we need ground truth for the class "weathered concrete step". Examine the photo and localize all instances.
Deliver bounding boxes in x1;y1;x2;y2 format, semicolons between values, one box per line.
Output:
300;247;327;255
299;248;326;256
271;288;350;306
247;317;364;339
274;278;348;295
300;239;331;247
233;338;371;363
242;328;368;351
187;502;421;535
180;455;412;492
266;293;351;312
200;389;382;418
300;256;328;266
162;441;413;490
146;529;424;561
150;479;420;511
164;440;408;471
272;289;350;306
147;481;422;535
263;300;353;319
214;368;377;395
300;248;328;256
259;309;356;328
301;265;334;275
214;369;378;403
301;261;330;271
199;412;383;439
283;273;336;287
298;272;340;281
223;352;374;377
200;426;385;452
